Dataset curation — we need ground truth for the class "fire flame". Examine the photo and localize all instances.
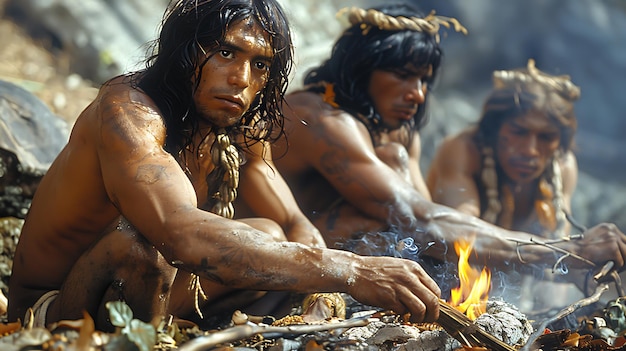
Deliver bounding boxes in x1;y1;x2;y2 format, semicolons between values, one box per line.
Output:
449;239;491;320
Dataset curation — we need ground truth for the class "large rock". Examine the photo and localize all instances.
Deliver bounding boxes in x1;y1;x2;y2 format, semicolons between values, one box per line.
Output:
0;80;69;218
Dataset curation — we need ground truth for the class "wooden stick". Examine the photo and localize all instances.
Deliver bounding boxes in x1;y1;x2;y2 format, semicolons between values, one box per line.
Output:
177;317;370;351
520;283;609;351
437;300;517;351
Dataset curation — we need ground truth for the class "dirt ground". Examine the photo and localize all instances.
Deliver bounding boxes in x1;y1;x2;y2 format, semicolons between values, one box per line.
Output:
0;2;98;126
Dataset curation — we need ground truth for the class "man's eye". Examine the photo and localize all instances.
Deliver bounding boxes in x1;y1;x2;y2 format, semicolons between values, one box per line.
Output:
393;70;410;79
508;127;525;136
220;50;233;58
255;61;269;71
540;133;559;142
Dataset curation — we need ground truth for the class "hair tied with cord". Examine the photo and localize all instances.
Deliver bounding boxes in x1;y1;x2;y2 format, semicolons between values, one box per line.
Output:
336;6;468;42
493;59;581;102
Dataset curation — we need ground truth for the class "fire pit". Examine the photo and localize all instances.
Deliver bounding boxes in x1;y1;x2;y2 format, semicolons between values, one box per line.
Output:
0;230;624;350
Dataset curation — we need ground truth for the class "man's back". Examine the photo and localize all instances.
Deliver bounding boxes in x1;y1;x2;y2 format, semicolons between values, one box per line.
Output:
8;76;167;320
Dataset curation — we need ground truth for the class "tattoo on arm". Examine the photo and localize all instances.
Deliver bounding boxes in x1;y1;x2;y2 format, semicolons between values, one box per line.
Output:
136;164;168;184
197;258;223;284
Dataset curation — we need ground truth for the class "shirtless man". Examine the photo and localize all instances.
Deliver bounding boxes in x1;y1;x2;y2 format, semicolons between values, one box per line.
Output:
8;0;441;331
273;4;626;282
427;59;580;239
426;60;598;310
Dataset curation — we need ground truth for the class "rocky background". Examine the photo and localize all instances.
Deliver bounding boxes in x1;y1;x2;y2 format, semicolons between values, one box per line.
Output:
2;0;625;231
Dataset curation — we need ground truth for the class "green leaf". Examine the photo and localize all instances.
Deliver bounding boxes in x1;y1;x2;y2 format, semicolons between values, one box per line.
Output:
106;301;134;328
125;319;157;351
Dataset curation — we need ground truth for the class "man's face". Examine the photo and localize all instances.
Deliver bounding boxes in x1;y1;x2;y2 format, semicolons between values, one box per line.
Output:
496;112;561;184
193;18;273;128
367;64;430;130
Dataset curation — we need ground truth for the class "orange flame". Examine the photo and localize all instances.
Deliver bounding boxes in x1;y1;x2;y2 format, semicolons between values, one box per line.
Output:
449;239;491;320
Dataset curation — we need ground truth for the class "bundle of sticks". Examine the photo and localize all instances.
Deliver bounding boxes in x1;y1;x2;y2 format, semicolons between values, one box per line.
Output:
437;300;517;351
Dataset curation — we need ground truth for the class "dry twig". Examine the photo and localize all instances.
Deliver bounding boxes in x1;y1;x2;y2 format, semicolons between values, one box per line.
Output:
177;317;370;351
436;300;516;351
506;236;595;269
521;283;609;351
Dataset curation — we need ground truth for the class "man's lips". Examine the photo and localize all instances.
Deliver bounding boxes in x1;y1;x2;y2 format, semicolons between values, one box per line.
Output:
509;161;538;174
394;107;417;120
216;95;245;109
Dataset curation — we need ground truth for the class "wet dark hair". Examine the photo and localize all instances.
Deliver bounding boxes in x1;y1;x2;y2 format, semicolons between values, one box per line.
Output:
303;2;443;136
133;0;293;155
477;79;578;153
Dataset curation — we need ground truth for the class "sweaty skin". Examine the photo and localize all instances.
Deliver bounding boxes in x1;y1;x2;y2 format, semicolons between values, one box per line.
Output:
273;80;626;275
9;18;441;330
425;114;581;311
426;118;577;235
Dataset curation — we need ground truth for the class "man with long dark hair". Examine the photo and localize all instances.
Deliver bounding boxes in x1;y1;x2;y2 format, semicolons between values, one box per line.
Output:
426;60;592;310
8;0;442;331
273;4;626;291
427;59;580;239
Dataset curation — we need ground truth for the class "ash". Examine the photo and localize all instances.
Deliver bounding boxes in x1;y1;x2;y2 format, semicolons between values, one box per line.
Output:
307;296;533;351
474;298;534;346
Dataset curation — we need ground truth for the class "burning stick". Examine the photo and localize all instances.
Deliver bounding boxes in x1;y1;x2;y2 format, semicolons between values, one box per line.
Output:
437;299;517;351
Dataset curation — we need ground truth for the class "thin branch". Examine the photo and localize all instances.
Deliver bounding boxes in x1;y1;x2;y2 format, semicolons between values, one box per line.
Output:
521;283;609;351
507;236;595;267
177;317;370;351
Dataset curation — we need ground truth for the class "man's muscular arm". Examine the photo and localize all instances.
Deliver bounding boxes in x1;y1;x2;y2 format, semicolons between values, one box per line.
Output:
284;96;626;272
90;89;444;322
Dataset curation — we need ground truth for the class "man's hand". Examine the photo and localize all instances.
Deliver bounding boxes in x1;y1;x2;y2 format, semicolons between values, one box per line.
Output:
573;223;626;269
348;256;441;322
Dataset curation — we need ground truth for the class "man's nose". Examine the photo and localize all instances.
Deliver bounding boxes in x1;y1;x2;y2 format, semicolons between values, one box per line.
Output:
405;80;426;104
521;135;540;156
228;62;250;88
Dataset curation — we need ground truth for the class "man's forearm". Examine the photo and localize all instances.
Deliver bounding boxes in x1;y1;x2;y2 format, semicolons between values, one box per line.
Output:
412;201;589;272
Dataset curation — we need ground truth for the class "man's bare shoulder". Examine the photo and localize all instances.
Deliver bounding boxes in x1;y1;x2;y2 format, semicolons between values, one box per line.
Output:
284;91;358;127
438;127;479;155
78;75;166;144
96;76;162;118
432;126;482;172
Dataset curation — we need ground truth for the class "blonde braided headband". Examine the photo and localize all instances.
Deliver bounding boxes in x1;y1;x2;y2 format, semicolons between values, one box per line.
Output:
336;6;468;41
493;59;581;102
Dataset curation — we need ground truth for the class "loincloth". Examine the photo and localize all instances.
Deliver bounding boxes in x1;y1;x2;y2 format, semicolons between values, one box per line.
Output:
24;290;59;328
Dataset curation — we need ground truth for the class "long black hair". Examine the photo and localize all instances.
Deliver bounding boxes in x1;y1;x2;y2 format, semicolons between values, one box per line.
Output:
304;3;443;136
133;0;293;156
477;74;578;153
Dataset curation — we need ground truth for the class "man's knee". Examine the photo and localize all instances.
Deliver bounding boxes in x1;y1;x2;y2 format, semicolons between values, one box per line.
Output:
239;218;285;241
100;219;175;278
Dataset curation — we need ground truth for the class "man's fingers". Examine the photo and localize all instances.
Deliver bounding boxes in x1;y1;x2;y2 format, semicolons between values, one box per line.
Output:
398;285;440;323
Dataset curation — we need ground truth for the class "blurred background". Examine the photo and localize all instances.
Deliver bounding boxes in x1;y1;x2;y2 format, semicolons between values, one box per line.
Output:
1;0;625;230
